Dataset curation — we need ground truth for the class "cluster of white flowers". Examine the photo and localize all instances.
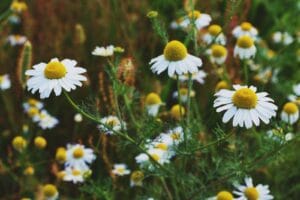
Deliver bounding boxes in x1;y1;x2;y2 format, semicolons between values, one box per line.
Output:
97;115;126;135
272;31;294;46
23;98;59;130
7;34;27;46
135;127;184;169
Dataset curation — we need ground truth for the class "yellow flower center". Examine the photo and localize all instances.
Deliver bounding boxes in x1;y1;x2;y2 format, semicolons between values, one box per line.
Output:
34;136;47;149
28;98;38;106
244;187;259;200
72;169;82;176
0;76;3;83
151;153;160;161
57;171;66;179
44;61;67;79
156;143;168;150
131;171;144;182
145;93;162;105
283;102;298;114
170;104;185;120
11;2;27;12
208;25;222;36
241;22;253;31
170;132;180;140
117;167;125;174
188;10;201;19
28;107;39;117
23;166;35;175
107;118;119;126
73;147;84;159
217;191;234;200
56;147;66;162
163;40;187;61
12;136;27;151
232;88;257;109
179;88;188;95
237;35;254;48
43;184;57;197
215;81;230;91
211;44;227;58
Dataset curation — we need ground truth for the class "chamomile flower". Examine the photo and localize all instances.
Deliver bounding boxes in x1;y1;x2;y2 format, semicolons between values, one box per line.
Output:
232;22;258;40
173;88;195;103
207;44;228;65
158;126;184;146
23;98;44;111
203;24;226;45
112;164;131;176
43;184;59;200
130;170;144;187
170;17;185;29
170;104;185;120
92;45;114;57
233;177;273;200
74;113;83;122
12;136;27;152
180;10;212;30
207;191;235;200
215;81;230;91
281;102;299;124
293;83;300;96
234;35;256;59
150;40;203;77
0;74;11;90
7;34;27;46
145;93;164;117
26;58;87;99
178;70;207;84
214;85;277;129
63;167;86;184
136;148;170;167
272;32;293;45
55;147;67;163
65;144;96;171
98;115;126;135
36;110;59;130
10;1;28;13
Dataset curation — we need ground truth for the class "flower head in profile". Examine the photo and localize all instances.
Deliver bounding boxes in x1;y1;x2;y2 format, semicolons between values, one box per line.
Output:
281;102;299;124
130;170;144;187
26;58;87;99
233;177;273;200
234;35;256;59
178;70;207;84
232;22;258;40
150;40;202;77
170;104;185;120
207;190;235;200
7;35;27;46
173;88;195;103
180;10;212;30
43;184;59;200
145;92;164;117
10;1;27;13
203;24;226;45
112;163;131;176
98;115;126;135
0;74;11;90
207;44;228;65
214;85;277;129
92;45;114;57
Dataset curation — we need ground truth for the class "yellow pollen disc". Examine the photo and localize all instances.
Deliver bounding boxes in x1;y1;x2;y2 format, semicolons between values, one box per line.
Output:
237;35;254;48
232;88;257;109
211;44;227;58
188;10;201;19
57;171;66;179
107;119;118;126
28;98;38;106
244;187;259;200
171;132;180;140
44;61;67;79
43;184;57;197
208;25;222;36
34;136;47;149
283;102;298;114
72;169;81;176
12;136;27;151
145;93;162;105
241;22;253;31
151;153;160;161
28;107;39;117
117;168;125;174
56;147;66;162
176;17;184;23
73;147;84;159
156;143;168;150
170;104;185;120
216;191;234;200
131;171;144;182
179;88;188;95
163;40;187;61
216;81;230;91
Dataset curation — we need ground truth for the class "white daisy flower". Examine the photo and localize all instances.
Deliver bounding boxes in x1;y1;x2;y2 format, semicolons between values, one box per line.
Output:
97;115;125;135
203;24;226;45
232;22;258;40
62;167;85;184
23;98;44;112
135;148;170;167
74;113;83;122
92;45;114;57
281;102;299;124
26;58;87;99
145;93;164;117
43;184;59;200
207;44;228;65
0;74;11;90
213;85;277;129
285;132;294;141
293;83;300;96
170;17;185;29
150;40;203;77
178;70;207;84
65;144;96;171
180;10;211;30
233;177;274;200
112;163;131;176
207;190;235;200
234;35;256;60
37;112;59;130
173;88;195;103
7;34;27;46
272;32;293;45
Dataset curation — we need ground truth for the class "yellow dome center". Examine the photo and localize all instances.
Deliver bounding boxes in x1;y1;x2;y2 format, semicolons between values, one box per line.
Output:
241;22;253;31
179;88;189;95
211;45;227;58
151;153;160;161
145;93;162;105
28;107;39;117
72;169;82;176
217;191;234;200
244;187;259;200
216;81;230;91
237;35;254;48
208;25;222;36
163;40;187;61
28;98;38;106
34;136;47;149
107;118;119;126
12;136;27;151
43;184;57;197
232;88;257;109
283;102;298;114
44;61;67;79
131;171;144;182
56;147;66;162
170;132;180;140
73;147;84;159
156;143;168;150
170;104;185;120
188;10;201;19
117;167;125;174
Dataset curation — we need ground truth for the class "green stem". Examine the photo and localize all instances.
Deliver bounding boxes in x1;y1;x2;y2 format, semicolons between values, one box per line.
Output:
123;94;140;128
243;60;249;85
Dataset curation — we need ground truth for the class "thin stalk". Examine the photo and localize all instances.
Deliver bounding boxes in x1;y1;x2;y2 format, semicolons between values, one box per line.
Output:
160;177;173;200
243;60;249;85
123;94;140;128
